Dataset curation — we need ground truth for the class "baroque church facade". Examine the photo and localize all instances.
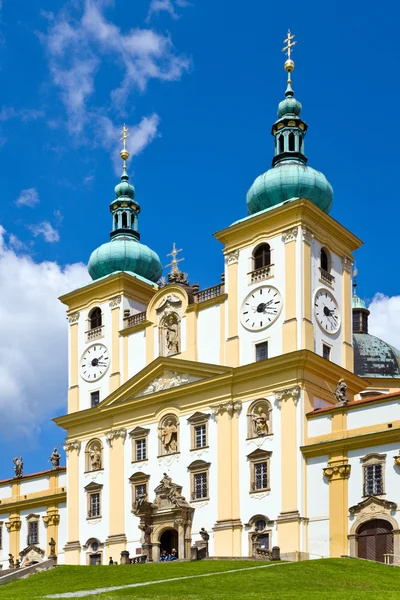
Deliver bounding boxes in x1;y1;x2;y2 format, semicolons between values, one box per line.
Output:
1;35;400;568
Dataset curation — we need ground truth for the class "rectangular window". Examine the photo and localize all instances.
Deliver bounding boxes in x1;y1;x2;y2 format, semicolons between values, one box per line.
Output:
135;439;147;461
90;391;100;408
89;492;101;517
193;472;208;499
135;484;147;504
194;424;207;448
254;462;268;491
255;342;268;362
364;464;383;496
322;344;331;361
27;521;39;545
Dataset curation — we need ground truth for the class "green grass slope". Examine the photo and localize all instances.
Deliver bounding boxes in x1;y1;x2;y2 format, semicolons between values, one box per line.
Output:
1;558;400;599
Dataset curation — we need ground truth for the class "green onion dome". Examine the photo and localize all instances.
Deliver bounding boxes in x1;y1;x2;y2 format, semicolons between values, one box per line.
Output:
277;82;302;117
246;162;333;215
115;179;135;199
88;235;162;283
352;294;367;310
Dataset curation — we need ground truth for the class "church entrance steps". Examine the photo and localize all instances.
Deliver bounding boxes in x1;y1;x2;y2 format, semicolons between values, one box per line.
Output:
0;558;56;586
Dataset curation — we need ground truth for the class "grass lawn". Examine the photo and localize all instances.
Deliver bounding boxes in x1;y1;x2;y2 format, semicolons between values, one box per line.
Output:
1;558;400;599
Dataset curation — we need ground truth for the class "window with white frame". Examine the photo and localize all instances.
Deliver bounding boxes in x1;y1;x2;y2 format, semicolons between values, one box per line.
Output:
361;453;386;497
248;449;272;493
135;438;147;461
85;482;103;519
194;424;207;449
26;515;40;545
129;472;150;511
129;427;150;462
188;459;211;501
187;412;210;450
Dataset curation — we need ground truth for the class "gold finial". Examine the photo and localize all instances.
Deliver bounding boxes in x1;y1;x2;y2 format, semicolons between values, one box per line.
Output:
282;29;296;73
120;124;130;162
165;242;184;274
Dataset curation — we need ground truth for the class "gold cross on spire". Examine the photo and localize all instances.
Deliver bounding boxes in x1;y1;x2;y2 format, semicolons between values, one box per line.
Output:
120;124;130;163
282;30;296;60
165;242;184;273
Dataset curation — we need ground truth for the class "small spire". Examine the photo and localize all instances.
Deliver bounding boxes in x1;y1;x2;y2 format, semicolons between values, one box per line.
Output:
165;242;189;285
282;30;296;96
119;124;130;180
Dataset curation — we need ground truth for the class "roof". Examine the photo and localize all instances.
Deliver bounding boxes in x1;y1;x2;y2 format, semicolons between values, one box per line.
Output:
353;333;400;378
307;390;400;417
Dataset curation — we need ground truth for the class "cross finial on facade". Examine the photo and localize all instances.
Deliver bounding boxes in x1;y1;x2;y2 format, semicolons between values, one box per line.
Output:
282;30;296;60
165;242;184;274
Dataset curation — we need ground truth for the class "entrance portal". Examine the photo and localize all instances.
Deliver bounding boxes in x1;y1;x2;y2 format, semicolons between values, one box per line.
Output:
160;529;179;556
357;519;393;562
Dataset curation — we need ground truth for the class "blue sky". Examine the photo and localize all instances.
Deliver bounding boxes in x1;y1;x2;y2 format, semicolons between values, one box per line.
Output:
0;0;399;477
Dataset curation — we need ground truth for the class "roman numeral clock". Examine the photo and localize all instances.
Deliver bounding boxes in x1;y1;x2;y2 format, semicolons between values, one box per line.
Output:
80;344;110;382
240;286;283;331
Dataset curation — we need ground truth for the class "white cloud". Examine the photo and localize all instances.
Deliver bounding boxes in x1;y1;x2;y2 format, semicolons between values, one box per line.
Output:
29;221;60;243
147;0;190;21
368;293;400;350
0;226;89;438
40;0;190;135
15;188;40;208
0;107;44;122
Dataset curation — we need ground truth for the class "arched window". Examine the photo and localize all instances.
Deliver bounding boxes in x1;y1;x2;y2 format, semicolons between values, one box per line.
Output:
122;212;128;228
320;248;330;273
85;439;103;472
89;307;102;329
114;214;118;229
253;244;271;270
288;132;295;151
279;135;285;154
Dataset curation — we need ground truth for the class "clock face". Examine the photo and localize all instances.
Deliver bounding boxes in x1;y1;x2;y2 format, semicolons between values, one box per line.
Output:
80;344;110;382
240;286;283;331
314;288;341;334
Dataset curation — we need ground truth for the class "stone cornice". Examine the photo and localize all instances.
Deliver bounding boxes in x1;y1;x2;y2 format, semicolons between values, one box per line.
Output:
302;427;400;458
0;490;67;512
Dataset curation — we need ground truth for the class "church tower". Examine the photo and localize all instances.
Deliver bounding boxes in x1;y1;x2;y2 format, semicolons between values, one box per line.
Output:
215;31;362;370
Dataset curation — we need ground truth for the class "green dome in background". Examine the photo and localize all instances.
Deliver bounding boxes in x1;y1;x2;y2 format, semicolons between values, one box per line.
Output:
88;235;162;283
246;161;333;215
352;295;367;310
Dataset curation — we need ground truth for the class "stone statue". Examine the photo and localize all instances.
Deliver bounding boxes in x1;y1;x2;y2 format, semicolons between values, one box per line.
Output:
8;554;14;569
252;406;269;436
164;314;179;355
135;488;147;511
199;527;209;542
138;522;153;545
89;445;102;470
49;537;56;558
49;447;61;469
161;420;178;453
335;379;348;405
13;457;23;478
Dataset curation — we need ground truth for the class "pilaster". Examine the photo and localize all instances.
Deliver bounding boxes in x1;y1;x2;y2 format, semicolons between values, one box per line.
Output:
213;401;242;555
5;513;22;558
282;228;298;353
301;227;314;350
323;454;351;557
109;296;121;392
105;429;127;559
63;440;81;564
68;312;80;413
225;251;239;367
342;257;354;371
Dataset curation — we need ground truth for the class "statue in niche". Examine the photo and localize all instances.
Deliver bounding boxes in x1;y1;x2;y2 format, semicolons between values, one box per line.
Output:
161;420;178;453
49;447;61;469
89;445;102;470
13;457;23;478
252;406;269;437
335;379;348;405
164;314;179;356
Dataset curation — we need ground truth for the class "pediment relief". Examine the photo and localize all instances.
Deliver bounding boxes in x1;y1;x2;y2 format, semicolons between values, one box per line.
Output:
153;473;191;510
137;370;201;397
349;495;397;515
156;294;182;313
19;544;45;559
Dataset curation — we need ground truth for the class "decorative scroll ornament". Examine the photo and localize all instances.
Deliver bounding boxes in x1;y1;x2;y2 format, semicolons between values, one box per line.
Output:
68;312;80;324
302;227;315;243
5;518;21;532
109;295;122;308
211;401;242;419
274;386;301;406
342;256;353;273
138;371;201;397
42;513;60;527
282;227;298;243
105;428;127;446
224;250;239;265
63;440;81;454
323;464;351;481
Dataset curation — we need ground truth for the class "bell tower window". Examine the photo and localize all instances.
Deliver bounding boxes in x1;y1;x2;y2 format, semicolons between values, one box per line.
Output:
279;135;285;153
288;132;295;151
122;212;128;228
89;307;102;329
253;244;271;270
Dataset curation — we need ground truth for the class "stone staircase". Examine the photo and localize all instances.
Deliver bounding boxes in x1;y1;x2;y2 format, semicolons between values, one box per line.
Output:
0;558;56;586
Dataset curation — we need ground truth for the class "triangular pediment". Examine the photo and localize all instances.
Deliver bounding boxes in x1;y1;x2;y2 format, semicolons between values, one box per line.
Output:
100;357;232;409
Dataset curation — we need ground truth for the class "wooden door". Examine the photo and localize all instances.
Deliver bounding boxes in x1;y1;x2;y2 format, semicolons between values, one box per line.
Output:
357;519;393;562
